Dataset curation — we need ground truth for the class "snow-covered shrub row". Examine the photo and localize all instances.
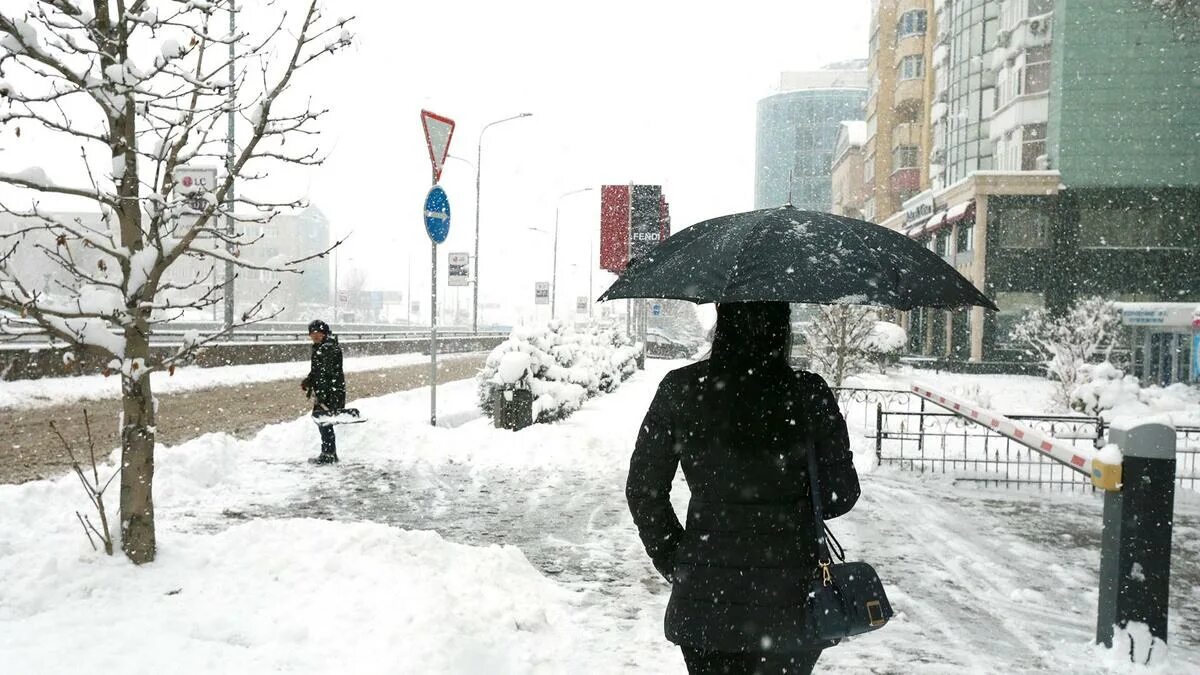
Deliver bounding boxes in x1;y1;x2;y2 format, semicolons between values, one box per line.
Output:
477;321;641;423
1070;361;1200;426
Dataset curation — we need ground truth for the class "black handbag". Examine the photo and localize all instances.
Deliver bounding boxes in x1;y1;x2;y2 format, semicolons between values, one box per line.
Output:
803;447;893;642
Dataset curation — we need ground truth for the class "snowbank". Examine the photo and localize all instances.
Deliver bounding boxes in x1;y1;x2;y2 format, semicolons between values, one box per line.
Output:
1071;362;1200;427
0;352;479;410
0;519;578;673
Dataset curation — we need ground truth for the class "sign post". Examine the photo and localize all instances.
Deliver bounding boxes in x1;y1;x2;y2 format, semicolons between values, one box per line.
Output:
424;185;451;426
422;110;455;427
534;282;550;306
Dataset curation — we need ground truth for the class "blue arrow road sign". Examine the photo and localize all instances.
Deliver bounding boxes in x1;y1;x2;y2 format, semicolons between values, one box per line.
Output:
424;185;451;244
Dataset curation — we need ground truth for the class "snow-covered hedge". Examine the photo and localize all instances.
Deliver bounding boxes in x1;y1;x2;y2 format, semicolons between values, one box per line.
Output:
862;321;907;373
477;321;641;423
1070;361;1200;426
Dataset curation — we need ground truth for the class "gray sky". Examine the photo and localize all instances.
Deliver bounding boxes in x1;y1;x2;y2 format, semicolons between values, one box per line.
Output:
0;0;869;325
304;0;868;323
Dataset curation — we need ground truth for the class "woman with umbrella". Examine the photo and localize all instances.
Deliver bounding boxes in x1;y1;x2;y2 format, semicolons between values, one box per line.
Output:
626;301;855;673
615;207;997;673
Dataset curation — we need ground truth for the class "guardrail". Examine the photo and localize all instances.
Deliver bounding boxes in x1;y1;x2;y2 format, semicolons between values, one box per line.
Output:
834;385;1200;492
1;332;509;381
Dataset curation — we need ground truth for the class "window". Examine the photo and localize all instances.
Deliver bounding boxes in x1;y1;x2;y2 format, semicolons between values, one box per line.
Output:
899;55;925;80
956;222;975;252
897;10;928;38
1021;123;1047;170
995;207;1050;247
893;145;919;170
937;230;953;257
1079;206;1165;247
1022;46;1051;95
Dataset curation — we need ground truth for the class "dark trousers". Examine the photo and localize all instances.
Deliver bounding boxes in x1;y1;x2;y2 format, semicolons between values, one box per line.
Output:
313;409;337;457
681;647;822;675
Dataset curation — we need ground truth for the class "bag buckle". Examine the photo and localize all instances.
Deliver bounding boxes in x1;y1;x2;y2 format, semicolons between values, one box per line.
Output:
866;600;886;627
818;560;833;587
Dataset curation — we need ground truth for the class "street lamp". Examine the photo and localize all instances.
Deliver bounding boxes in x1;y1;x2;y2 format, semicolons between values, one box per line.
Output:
473;112;533;334
550;186;594;319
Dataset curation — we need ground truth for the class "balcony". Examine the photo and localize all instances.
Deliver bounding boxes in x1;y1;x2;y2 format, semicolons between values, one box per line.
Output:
894;78;923;107
988;94;1049;142
892;122;922;148
893;35;926;64
890;167;920;194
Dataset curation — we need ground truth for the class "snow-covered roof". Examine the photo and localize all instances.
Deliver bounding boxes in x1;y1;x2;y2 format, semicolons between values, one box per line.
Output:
840;120;867;146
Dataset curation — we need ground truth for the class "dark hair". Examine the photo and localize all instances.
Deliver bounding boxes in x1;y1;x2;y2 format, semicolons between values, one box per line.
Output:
307;319;331;335
704;302;797;447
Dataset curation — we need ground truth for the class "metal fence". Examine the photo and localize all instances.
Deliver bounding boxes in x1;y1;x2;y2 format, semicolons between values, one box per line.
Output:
834;387;1200;492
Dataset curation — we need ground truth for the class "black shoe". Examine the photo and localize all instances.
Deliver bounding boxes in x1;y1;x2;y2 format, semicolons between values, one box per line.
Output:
307;453;339;465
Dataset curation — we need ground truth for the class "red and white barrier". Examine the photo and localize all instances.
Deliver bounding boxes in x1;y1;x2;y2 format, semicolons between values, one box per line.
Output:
910;384;1094;477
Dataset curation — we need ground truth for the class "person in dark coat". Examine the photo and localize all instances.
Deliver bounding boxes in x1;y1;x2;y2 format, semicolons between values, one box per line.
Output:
626;301;859;675
301;319;346;464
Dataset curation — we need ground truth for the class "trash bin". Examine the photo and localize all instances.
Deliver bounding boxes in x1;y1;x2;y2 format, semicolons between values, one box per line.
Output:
493;387;534;431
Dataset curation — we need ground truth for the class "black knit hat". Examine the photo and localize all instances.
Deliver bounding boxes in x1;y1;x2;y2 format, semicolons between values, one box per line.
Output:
307;319;331;335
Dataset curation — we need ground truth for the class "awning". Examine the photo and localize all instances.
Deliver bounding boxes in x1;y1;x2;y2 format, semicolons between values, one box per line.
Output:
904;200;975;239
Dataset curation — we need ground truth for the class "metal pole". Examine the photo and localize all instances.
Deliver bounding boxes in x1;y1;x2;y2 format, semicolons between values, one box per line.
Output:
472;136;482;334
431;241;437;426
223;0;236;329
551;205;559;319
472;113;532;335
405;252;411;324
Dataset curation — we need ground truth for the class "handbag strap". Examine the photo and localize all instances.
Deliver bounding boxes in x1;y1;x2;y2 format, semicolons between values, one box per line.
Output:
806;444;833;569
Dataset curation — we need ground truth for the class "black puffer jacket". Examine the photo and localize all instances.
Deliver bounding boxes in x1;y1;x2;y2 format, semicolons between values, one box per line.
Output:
302;335;345;410
626;361;858;653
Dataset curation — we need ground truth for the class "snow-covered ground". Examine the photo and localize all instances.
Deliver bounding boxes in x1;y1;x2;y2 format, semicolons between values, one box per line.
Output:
0;352;479;410
1;361;1198;673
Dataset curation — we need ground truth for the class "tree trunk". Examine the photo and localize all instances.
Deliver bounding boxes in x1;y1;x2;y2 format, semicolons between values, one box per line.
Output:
119;324;156;564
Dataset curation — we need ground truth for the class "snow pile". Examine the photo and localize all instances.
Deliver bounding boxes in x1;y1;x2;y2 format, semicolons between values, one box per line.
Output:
0;518;579;673
477;320;640;423
1070;362;1200;426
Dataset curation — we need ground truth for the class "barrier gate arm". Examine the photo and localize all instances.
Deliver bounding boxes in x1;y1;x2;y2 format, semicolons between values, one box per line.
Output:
909;384;1120;490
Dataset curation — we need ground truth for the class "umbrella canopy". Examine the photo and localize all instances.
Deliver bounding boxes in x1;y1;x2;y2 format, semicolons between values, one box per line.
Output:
599;206;998;311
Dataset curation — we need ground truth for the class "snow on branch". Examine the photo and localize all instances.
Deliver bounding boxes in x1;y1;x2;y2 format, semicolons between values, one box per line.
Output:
0;0;354;363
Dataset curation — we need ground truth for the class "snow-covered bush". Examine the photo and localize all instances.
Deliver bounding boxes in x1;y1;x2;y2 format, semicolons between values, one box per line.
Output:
862;321;907;374
478;321;640;424
1009;296;1123;410
1071;362;1200;425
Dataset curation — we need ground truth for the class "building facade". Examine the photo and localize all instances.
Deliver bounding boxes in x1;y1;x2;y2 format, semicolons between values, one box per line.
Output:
830;121;869;218
865;0;938;222
1;206;333;323
755;68;867;210
869;0;1200;376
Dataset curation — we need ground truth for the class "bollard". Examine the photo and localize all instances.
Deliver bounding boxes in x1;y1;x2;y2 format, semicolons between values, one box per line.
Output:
1095;422;1176;661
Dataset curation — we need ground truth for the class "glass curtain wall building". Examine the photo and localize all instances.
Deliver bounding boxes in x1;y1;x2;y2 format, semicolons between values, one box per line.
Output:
755;88;867;210
931;0;999;189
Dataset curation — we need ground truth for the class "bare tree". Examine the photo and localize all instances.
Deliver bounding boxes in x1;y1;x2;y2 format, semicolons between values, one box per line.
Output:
0;1;353;563
801;304;876;387
1009;296;1123;410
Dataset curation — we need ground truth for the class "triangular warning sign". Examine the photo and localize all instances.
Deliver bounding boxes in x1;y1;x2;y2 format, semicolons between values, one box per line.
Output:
421;110;456;184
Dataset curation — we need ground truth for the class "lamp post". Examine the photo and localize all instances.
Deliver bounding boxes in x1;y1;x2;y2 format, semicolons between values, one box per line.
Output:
550;186;594;319
473;113;532;334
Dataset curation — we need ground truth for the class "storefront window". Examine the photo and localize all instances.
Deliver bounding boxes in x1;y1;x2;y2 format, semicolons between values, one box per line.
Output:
995;207;1049;247
1079;206;1164;247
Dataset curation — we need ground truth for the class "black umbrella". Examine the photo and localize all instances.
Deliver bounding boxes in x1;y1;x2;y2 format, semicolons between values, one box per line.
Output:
599;206;997;311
